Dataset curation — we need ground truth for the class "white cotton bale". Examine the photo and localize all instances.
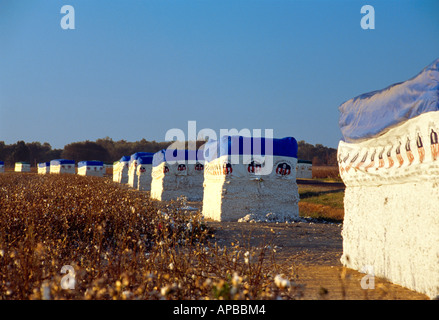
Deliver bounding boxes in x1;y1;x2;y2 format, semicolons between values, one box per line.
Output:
113;156;130;183
136;155;153;191
38;162;50;174
77;161;104;177
128;152;154;189
296;160;312;179
150;149;205;201
202;136;299;222
112;161;120;182
338;111;439;299
50;159;75;174
14;162;31;172
338;58;439;299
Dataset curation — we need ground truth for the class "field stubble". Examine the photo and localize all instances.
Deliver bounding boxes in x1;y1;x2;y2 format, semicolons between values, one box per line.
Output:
0;172;428;300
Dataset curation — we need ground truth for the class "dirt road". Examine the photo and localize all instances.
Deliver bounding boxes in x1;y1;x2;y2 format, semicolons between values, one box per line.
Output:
206;220;429;300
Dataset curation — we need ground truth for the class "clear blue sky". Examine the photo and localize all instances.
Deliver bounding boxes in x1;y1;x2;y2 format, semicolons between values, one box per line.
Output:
1;0;438;149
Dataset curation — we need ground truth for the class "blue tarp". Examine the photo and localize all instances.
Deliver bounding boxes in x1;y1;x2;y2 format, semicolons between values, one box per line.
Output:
339;58;439;142
38;162;50;167
153;149;204;167
78;161;103;167
0;161;4;165
130;152;154;165
50;159;75;165
203;136;298;163
120;156;130;162
138;156;153;165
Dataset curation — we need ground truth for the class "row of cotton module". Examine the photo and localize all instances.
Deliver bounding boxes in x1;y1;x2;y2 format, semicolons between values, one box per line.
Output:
6;159;108;176
114;136;307;222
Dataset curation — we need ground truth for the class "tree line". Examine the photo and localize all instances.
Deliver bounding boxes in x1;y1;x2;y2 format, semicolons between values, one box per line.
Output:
0;138;337;167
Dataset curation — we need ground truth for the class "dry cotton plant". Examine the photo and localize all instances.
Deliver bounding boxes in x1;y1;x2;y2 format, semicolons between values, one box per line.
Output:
0;173;302;300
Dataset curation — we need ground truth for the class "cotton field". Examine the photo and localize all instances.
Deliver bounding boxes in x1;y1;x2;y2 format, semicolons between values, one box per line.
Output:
0;173;301;300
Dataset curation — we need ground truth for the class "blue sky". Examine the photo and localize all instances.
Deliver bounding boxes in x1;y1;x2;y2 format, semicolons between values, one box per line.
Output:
0;0;438;150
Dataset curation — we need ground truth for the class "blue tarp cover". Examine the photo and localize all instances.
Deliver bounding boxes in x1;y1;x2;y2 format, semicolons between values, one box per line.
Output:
38;162;50;167
78;161;103;167
130;152;154;165
203;136;298;163
339;58;439;142
50;159;75;165
153;149;204;167
119;156;130;162
138;156;154;165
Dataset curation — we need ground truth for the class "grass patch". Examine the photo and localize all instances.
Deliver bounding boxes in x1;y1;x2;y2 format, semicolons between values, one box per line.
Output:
298;187;345;222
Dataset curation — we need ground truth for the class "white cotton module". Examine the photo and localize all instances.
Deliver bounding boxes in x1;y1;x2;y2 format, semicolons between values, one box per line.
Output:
296;160;312;179
136;155;154;191
338;58;439;299
38;162;50;174
150;149;205;201
14;162;31;172
202;136;299;222
77;161;104;177
128;152;154;189
50;159;75;174
113;156;130;183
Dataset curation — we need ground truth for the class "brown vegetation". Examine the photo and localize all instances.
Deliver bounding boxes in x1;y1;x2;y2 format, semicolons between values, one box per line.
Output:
0;173;301;300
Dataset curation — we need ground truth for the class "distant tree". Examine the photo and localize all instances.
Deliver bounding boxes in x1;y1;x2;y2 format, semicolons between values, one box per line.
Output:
62;141;110;162
12;141;30;163
297;140;337;166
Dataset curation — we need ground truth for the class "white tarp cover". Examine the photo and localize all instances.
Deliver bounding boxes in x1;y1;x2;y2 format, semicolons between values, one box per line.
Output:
339;58;439;143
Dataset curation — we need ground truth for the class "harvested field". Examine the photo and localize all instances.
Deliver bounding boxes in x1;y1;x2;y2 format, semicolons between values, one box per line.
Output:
0;173;429;300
